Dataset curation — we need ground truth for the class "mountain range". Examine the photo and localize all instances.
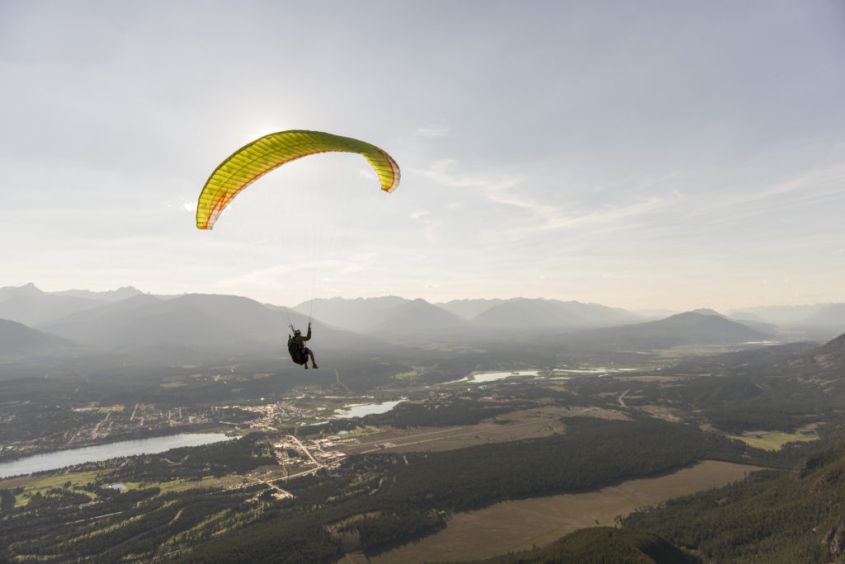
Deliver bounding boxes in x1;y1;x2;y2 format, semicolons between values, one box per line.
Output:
297;296;641;336
41;293;362;355
472;298;639;329
0;283;104;327
3;283;844;364
730;303;845;339
565;310;771;350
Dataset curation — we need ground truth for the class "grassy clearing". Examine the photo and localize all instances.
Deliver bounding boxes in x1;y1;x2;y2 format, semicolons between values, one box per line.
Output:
113;476;227;495
1;471;228;508
374;460;764;563
727;424;819;451
153;476;224;494
0;470;99;491
392;370;419;381
337;425;383;438
2;470;100;507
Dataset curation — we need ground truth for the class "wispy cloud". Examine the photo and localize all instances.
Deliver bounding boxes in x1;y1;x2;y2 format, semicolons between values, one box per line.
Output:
678;161;845;225
521;196;677;234
412;159;677;238
409;209;430;221
411;159;522;192
415;125;451;138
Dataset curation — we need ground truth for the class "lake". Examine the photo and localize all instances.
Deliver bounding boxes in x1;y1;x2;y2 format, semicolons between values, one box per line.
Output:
556;367;639;375
450;370;540;384
0;433;231;479
333;399;406;419
450;367;641;384
469;370;541;383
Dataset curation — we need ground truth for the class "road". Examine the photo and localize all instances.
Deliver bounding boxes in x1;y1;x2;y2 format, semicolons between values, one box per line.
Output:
288;434;324;469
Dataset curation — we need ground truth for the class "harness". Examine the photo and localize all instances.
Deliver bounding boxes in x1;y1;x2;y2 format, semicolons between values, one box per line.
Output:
288;337;307;364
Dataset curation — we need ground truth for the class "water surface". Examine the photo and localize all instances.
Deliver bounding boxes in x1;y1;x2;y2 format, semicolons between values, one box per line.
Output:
333;400;405;419
0;433;231;479
450;370;540;384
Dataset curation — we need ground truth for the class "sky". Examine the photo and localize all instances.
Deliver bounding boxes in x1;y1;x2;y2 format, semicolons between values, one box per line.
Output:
1;0;844;311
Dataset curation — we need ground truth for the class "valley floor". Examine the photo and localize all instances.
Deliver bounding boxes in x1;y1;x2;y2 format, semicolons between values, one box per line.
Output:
366;460;762;563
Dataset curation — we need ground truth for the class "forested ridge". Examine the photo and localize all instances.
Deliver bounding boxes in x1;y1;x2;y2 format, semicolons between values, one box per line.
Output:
479;527;695;564
621;444;845;563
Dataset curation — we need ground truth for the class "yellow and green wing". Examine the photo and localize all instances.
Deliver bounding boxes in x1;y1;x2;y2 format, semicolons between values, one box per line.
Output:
196;130;400;229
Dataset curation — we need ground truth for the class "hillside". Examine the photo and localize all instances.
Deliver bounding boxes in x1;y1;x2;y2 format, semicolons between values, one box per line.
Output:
372;298;471;338
0;284;103;327
801;304;845;339
622;445;845;563
571;311;771;350
774;331;845;382
0;282;42;302
296;297;472;339
54;286;144;302
437;298;503;320
490;527;693;564
294;296;410;332
0;319;70;356
729;303;845;340
42;293;364;355
474;298;638;330
728;304;826;326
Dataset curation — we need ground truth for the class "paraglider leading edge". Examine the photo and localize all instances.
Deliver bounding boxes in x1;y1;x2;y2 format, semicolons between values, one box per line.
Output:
195;129;400;230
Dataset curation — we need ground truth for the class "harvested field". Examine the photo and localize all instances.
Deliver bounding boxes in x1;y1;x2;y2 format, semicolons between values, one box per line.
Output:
374;460;763;563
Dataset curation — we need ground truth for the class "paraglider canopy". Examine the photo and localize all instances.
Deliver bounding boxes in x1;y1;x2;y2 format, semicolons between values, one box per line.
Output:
196;130;400;229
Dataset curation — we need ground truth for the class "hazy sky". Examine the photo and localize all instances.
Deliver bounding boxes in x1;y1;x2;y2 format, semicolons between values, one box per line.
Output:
2;0;844;310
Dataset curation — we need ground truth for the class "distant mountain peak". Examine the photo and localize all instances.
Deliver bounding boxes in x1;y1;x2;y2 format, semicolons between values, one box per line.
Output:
0;282;43;296
473;298;638;329
691;308;723;316
54;286;145;302
436;298;504;320
572;310;772;350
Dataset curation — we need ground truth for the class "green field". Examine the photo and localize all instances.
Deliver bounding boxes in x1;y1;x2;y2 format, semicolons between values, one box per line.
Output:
728;425;819;452
1;470;100;507
0;470;234;508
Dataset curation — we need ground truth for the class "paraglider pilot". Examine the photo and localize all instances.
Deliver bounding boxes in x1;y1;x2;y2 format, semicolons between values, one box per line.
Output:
288;322;318;369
